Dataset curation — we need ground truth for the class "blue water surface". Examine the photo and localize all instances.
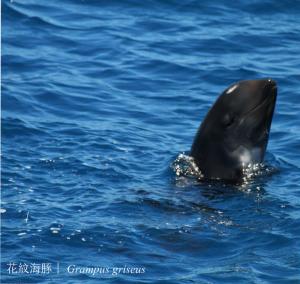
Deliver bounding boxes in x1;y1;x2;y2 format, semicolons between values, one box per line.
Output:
2;0;300;283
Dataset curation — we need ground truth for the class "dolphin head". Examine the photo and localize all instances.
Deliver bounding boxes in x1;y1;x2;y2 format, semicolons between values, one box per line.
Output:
191;79;277;181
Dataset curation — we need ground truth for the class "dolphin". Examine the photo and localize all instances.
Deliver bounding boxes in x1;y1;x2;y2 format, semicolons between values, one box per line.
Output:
190;79;277;181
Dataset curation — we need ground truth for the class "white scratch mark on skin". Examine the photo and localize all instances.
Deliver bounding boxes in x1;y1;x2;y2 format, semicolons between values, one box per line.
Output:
240;150;251;164
226;84;238;94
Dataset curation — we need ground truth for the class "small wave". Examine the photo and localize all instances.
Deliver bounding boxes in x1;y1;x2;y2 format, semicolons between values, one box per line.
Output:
4;1;84;31
2;117;47;139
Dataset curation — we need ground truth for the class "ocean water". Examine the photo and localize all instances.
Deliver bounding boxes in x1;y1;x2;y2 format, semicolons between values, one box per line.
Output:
2;0;300;283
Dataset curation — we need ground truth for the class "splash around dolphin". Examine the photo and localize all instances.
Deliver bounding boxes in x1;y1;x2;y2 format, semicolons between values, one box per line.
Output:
190;79;277;182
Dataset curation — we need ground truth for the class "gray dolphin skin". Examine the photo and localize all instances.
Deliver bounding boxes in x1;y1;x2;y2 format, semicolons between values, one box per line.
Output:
190;79;277;181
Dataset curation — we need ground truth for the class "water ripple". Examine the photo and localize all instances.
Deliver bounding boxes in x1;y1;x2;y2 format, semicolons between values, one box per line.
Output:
2;0;300;283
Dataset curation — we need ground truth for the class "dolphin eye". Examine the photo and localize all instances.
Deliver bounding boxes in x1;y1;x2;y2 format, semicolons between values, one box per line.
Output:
222;114;235;127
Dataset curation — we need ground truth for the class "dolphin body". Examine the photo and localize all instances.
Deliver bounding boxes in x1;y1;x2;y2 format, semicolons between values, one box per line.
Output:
191;79;277;181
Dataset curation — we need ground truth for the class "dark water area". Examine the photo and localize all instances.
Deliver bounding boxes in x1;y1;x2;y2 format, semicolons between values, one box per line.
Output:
2;0;300;283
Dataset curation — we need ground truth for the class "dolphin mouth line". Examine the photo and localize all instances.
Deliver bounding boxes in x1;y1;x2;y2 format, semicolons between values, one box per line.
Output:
243;87;277;118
